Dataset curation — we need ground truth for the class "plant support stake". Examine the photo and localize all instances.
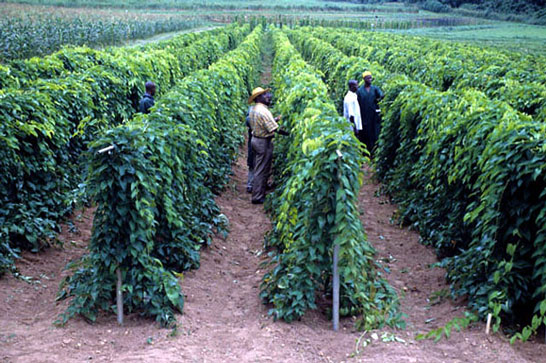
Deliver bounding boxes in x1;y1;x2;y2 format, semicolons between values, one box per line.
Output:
333;244;340;332
97;145;123;324
333;149;343;331
98;145;115;154
116;268;123;325
485;313;492;335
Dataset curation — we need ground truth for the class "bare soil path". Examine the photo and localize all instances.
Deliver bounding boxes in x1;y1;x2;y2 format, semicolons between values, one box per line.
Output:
2;31;546;362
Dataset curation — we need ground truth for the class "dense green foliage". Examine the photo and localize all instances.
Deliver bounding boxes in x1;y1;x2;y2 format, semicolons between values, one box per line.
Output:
57;25;262;326
2;28;206;89
307;25;546;338
437;0;546;25
309;27;546;120
377;76;546;339
259;28;402;330
0;4;205;61
0;25;245;276
285;28;387;115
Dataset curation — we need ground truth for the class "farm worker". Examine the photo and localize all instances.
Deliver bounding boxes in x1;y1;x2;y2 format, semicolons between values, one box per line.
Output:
139;81;156;114
343;79;362;139
247;87;289;204
357;71;384;154
245;106;255;193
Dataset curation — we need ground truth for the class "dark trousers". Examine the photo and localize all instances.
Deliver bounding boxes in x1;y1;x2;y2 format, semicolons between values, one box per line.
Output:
247;128;255;189
361;126;374;154
251;136;273;202
362;113;382;155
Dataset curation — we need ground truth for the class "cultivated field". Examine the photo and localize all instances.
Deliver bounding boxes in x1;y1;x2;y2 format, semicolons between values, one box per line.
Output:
1;1;546;361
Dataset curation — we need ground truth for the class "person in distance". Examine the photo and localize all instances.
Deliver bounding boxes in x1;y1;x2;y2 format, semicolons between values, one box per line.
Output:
343;79;363;141
357;71;384;155
139;81;156;114
247;87;289;205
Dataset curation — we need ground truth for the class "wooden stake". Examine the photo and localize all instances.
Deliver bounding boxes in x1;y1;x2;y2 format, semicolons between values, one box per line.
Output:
116;268;124;325
485;313;492;335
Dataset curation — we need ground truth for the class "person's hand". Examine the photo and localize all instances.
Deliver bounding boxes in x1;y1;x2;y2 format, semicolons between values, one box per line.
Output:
277;128;290;136
275;115;282;122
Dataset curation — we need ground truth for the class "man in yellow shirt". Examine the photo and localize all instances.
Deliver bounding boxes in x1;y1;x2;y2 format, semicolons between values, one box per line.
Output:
247;87;289;204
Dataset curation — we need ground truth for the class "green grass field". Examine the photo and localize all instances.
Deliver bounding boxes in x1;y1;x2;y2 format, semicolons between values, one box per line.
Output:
387;22;546;54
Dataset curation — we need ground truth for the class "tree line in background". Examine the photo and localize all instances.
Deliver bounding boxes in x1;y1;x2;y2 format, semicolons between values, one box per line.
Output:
350;0;546;24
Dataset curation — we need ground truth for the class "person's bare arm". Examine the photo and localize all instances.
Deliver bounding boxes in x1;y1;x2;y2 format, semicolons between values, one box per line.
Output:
274;115;289;135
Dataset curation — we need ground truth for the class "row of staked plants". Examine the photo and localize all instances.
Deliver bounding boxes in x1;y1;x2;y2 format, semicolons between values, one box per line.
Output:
1;27;210;89
307;26;546;120
300;26;546;341
376;78;546;342
0;25;247;276
285;28;388;116
259;27;403;331
227;14;480;31
0;4;205;61
56;25;263;326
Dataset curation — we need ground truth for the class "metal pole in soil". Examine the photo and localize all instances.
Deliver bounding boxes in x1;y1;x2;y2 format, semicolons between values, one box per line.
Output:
333;149;343;332
98;145;123;325
333;243;340;332
116;268;124;325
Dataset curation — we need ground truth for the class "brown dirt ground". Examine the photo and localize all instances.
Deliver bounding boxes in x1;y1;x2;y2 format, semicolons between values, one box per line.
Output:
2;145;546;362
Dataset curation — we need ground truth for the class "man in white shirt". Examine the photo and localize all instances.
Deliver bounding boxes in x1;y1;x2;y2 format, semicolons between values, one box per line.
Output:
343;79;362;141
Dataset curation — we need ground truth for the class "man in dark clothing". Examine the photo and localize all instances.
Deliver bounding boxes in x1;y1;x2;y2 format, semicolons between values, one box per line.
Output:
357;71;384;154
139;81;156;114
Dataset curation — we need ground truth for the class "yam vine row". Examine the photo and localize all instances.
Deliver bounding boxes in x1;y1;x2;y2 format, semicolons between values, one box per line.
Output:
308;26;546;119
57;25;263;326
0;25;247;276
292;25;546;340
259;28;403;330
